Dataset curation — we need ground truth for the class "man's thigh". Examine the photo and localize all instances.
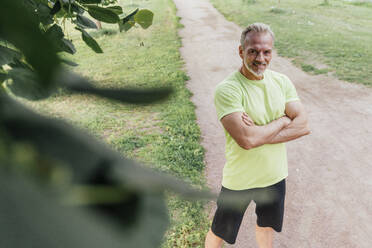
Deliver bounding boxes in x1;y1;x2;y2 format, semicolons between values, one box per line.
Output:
254;179;286;232
211;186;253;244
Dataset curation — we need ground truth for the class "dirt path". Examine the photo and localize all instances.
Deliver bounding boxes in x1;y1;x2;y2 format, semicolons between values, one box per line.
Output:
173;0;372;247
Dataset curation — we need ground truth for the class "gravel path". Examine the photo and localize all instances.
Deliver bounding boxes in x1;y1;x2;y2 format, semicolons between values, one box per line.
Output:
173;0;372;247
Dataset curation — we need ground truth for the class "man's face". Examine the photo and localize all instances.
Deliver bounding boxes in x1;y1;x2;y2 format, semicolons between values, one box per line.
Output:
239;32;273;77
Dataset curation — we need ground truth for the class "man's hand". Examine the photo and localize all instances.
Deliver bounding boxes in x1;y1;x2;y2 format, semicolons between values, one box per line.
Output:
241;112;255;126
268;101;310;144
220;112;289;150
240;101;309;144
242;112;291;127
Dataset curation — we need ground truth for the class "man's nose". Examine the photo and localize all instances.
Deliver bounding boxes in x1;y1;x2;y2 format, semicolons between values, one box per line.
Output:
256;52;265;62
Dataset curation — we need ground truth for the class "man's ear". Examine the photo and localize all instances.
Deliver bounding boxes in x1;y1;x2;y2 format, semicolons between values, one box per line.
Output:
239;45;244;59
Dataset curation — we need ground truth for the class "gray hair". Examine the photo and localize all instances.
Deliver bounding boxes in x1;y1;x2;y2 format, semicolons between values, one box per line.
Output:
240;23;275;48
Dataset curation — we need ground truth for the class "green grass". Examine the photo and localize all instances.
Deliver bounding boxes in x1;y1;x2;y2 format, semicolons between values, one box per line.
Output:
300;63;329;75
25;0;210;246
349;1;372;8
210;0;372;86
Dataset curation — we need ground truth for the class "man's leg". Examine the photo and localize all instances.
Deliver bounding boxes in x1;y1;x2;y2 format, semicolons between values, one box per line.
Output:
255;225;274;248
254;179;286;248
207;186;251;247
205;229;224;248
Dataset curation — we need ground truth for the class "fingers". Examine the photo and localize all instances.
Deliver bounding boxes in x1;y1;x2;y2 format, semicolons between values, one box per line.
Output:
242;113;252;122
242;119;253;126
242;116;252;123
280;115;292;126
241;112;254;126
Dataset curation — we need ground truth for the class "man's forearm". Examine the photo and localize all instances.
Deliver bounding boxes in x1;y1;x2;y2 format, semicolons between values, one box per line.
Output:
243;116;290;149
268;115;310;144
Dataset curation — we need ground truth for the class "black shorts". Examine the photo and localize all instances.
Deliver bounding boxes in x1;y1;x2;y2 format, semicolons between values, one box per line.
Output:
211;179;286;244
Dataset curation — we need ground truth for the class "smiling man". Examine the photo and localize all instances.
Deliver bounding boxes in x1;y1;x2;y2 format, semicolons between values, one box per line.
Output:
205;23;310;248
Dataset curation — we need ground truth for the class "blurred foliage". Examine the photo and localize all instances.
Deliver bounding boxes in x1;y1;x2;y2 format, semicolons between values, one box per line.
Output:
0;0;215;247
0;0;155;99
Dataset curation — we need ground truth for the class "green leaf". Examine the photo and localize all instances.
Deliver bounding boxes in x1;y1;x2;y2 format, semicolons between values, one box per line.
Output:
76;27;103;53
61;0;76;3
6;68;50;100
0;71;9;82
36;3;53;25
0;45;22;66
55;5;69;18
87;6;120;23
78;0;102;3
60;58;78;67
106;6;123;15
119;8;138;32
0;0;62;88
119;20;135;32
22;0;37;9
100;0;117;6
110;162;215;201
121;8;138;23
50;0;61;15
45;24;65;40
0;95;112;182
134;9;154;29
76;14;98;29
70;3;85;15
0;94;214;201
60;38;76;54
77;85;172;103
8;59;34;71
45;24;76;54
60;71;173;104
0;172;169;248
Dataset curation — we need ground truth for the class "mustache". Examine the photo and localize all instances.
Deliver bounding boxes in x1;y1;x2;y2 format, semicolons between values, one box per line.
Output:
253;61;267;66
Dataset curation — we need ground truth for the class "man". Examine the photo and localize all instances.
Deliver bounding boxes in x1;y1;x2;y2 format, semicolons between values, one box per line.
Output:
205;23;310;248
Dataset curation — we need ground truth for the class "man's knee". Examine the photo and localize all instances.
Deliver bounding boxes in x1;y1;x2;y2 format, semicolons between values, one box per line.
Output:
205;229;224;248
256;225;274;232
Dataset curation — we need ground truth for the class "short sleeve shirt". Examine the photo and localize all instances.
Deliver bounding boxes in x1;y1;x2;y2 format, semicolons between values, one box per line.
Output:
214;69;299;190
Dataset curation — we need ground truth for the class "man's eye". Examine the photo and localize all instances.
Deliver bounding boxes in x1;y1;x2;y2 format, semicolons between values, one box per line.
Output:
249;50;257;54
264;51;271;55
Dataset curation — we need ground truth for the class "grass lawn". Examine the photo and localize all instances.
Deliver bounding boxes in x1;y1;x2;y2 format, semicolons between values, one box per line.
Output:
211;0;372;86
25;0;210;246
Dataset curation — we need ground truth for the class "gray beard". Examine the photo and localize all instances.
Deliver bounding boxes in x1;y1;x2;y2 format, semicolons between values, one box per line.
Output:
244;59;265;78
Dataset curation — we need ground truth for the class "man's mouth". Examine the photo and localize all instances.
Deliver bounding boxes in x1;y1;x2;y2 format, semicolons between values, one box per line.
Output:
253;62;267;68
244;59;266;77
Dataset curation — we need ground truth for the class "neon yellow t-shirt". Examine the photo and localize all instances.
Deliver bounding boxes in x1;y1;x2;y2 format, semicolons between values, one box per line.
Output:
214;69;299;190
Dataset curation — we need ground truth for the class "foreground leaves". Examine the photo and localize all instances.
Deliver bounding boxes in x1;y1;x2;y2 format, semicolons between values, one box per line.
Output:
0;0;60;88
134;9;154;29
0;94;214;199
118;8;154;32
0;45;22;66
0;171;169;248
76;27;103;53
0;1;165;103
58;70;173;104
0;92;216;247
76;14;98;29
6;68;50;100
0;1;222;247
87;5;120;23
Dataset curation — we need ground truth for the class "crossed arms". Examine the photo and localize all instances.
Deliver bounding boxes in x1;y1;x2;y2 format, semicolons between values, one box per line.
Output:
220;100;310;150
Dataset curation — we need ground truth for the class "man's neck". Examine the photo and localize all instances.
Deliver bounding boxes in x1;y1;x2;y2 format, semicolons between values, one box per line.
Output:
240;65;264;81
